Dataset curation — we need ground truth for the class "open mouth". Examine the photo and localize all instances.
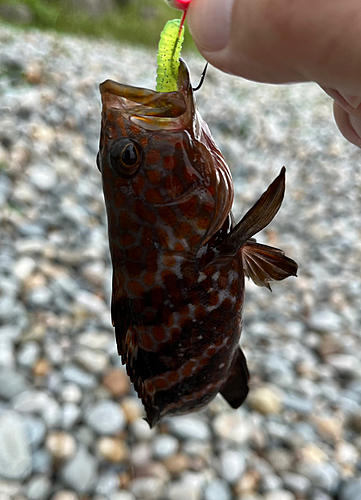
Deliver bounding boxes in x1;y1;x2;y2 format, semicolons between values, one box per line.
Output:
99;60;194;129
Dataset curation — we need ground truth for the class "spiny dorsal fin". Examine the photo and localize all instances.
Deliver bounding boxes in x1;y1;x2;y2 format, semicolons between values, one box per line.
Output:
219;167;286;257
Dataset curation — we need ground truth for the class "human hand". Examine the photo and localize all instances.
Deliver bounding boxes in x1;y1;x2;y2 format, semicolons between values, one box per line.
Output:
187;0;361;147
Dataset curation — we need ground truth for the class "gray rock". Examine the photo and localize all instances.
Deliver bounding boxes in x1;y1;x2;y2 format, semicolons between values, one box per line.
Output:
61;445;98;494
219;449;246;484
260;474;283;492
298;462;340;494
95;470;120;496
282;472;312;495
28;164;58;191
326;354;361;378
153;434;179;459
17;341;41;368
62;365;98;389
32;449;52;474
27;474;52;500
85;401;126;435
339;478;361;500
27;286;53;307
311;490;333;500
309;310;343;332
166;416;211;441
204;479;232;500
130;477;165;500
61;403;81;429
109;493;136;500
13;390;61;427
283;393;313;415
0;369;30;399
23;415;46;450
0;410;32;480
264;491;296;500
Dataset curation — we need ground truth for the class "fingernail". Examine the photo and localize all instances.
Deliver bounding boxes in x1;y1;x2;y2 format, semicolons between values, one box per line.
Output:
188;0;235;52
342;93;361;109
349;114;361;142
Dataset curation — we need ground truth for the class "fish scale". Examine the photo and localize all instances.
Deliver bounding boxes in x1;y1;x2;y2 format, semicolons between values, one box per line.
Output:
98;60;298;427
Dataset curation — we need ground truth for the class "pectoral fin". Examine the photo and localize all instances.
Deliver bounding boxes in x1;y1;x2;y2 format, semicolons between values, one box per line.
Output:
220;347;250;409
242;240;298;290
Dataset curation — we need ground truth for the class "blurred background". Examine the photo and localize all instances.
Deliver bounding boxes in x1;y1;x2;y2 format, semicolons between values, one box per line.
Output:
1;3;361;500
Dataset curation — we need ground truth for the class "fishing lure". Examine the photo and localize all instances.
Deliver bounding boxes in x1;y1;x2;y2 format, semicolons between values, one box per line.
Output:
98;59;298;427
156;19;185;92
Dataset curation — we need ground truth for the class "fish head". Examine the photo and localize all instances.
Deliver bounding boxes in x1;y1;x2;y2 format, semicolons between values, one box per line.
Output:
98;60;233;256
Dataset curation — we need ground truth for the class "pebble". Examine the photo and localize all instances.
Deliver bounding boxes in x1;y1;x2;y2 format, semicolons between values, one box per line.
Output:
0;369;30;399
219;449;247;484
85;400;126;435
45;431;77;461
26;474;52;500
61;445;98;494
101;367;130;397
62;365;98;389
264;490;296;500
247;386;282;415
96;437;129;463
129;477;165;500
51;491;79;500
153;434;179;459
0;410;32;480
204;479;232;500
13;390;61;427
23;415;46;450
281;472;312;495
338;478;361;500
213;411;253;445
166;416;211;441
74;347;109;374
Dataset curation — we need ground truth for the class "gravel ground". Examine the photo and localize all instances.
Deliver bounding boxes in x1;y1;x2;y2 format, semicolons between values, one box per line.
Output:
1;23;361;500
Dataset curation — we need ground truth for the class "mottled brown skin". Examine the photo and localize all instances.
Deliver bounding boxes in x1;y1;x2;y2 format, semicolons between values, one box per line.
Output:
98;60;297;427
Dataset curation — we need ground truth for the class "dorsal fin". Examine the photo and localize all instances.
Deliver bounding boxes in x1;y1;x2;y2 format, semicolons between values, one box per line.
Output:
219;167;286;256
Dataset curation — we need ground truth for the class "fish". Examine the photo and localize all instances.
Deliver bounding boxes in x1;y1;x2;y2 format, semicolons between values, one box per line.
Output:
97;60;298;427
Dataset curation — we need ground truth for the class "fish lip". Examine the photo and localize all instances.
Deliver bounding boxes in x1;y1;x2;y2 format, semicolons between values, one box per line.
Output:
99;60;192;122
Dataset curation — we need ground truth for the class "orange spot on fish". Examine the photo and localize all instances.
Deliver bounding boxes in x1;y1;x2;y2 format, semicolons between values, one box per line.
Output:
158;206;177;226
114;191;126;208
135;200;156;224
146;170;162;184
119;233;135;247
141;334;154;350
127;280;144;296
153;326;165;342
155;226;169;247
163;156;176;170
139;137;148;147
197;216;210;230
162;255;176;267
179;196;198;218
147;149;161;165
174;242;185;252
132;176;145;196
145;188;165;205
155;378;168;389
143;272;155;287
174;222;191;238
182;360;196;377
165;175;184;197
168;371;180;382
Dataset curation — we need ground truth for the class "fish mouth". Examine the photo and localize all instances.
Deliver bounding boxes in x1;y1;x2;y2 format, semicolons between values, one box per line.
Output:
99;59;195;131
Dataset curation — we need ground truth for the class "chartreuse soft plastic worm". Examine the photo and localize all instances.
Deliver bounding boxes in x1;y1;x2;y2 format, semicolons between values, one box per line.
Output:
156;19;185;92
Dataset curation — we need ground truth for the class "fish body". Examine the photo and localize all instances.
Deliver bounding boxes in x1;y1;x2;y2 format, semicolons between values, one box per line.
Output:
98;60;297;427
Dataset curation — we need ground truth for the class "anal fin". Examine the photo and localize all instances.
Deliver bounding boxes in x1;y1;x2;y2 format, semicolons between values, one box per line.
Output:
220;347;250;409
242;239;298;290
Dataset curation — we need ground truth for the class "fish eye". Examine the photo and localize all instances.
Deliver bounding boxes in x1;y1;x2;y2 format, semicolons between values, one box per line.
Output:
109;139;142;177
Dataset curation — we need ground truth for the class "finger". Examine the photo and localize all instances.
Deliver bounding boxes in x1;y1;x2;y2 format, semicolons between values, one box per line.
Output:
333;101;361;148
322;87;361;115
